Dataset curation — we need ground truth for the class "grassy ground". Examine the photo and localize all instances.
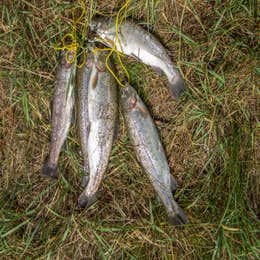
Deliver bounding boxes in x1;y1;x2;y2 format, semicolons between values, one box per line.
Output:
0;0;259;259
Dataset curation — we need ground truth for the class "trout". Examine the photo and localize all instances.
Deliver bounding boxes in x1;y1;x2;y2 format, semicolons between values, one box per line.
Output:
78;49;118;208
42;50;76;178
76;49;94;187
120;83;188;225
90;18;186;100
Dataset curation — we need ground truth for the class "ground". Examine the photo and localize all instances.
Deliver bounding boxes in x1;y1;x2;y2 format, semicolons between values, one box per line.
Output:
0;0;259;259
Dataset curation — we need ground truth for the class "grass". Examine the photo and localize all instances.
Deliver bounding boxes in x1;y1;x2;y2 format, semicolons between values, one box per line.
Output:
0;0;259;258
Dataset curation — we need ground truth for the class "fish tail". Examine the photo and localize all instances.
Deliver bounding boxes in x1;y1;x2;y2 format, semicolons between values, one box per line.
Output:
168;203;188;225
78;191;98;208
168;74;186;100
41;157;58;179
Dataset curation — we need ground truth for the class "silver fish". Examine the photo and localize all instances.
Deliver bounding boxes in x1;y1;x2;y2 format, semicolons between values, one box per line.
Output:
76;49;94;187
78;49;118;208
42;50;76;178
90;18;186;100
120;83;188;225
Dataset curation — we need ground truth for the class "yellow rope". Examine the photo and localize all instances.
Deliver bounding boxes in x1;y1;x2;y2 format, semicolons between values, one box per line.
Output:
93;0;132;88
53;0;132;84
114;0;131;82
53;0;87;67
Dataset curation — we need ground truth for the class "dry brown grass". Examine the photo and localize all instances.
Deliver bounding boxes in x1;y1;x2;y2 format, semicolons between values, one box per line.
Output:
0;0;259;259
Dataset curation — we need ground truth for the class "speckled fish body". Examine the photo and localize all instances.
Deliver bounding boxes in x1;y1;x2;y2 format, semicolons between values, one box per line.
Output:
42;50;76;178
120;83;188;225
78;49;118;208
90;18;186;99
76;49;94;187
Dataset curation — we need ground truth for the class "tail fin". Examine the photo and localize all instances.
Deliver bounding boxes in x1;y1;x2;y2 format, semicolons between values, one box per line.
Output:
169;74;186;100
168;205;188;225
78;192;98;208
167;196;188;225
41;157;58;179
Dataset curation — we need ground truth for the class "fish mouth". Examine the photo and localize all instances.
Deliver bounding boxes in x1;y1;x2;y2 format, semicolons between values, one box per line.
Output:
90;17;113;32
89;18;106;32
120;82;132;96
59;50;75;68
89;20;98;31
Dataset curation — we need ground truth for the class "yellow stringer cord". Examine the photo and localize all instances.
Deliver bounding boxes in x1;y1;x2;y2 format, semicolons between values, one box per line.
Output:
112;0;131;85
53;0;87;68
54;0;131;86
93;0;131;88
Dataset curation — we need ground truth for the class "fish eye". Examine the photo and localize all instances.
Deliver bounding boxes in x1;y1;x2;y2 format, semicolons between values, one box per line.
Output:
129;96;137;109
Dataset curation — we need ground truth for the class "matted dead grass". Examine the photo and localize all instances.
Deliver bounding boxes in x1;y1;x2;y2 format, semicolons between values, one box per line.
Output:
0;0;259;259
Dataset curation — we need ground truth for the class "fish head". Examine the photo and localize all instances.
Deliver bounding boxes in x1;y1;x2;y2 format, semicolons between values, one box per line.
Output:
120;83;139;111
90;17;115;34
59;50;75;69
90;18;108;32
89;19;100;32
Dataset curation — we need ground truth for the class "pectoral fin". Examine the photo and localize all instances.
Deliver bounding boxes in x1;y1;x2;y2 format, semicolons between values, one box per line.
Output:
170;175;178;195
91;71;99;89
169;74;186;100
113;115;119;145
136;104;149;118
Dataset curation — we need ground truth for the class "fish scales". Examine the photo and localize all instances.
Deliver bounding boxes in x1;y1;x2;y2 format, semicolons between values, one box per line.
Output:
120;83;188;225
42;50;76;178
76;49;94;187
78;49;118;208
90;18;186;99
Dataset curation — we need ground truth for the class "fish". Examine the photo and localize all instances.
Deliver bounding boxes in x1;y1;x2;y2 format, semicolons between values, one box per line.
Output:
120;83;188;225
42;50;76;178
90;18;186;100
78;49;118;208
76;49;94;187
